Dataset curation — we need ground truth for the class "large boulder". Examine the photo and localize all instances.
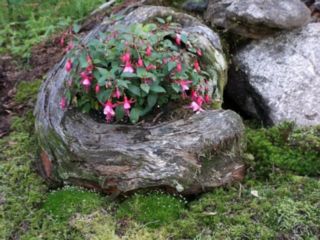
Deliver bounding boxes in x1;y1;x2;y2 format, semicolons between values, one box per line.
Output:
205;0;311;38
34;5;245;195
227;23;320;126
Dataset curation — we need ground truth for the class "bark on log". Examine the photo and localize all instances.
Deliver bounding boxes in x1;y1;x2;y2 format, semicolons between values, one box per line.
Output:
34;5;245;195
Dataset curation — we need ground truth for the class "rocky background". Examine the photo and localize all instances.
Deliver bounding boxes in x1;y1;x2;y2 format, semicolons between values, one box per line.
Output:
181;0;320;126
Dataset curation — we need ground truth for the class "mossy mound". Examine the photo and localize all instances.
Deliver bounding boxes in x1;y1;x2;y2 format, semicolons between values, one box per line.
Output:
246;122;320;177
43;186;104;221
117;192;186;228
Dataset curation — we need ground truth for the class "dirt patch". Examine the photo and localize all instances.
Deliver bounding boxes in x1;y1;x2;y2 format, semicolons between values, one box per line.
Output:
0;35;65;137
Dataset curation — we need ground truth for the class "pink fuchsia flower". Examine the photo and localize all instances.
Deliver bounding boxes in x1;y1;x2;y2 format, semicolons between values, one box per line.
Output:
80;71;88;79
103;100;116;122
137;58;144;67
146;64;156;71
146;45;152;57
175;34;181;46
121;52;131;63
82;78;91;87
123;96;134;110
196;95;204;106
191;90;198;101
60;35;65;47
60;97;67;110
65;59;72;72
176;62;182;73
65;42;74;53
178;80;192;91
123;61;134;73
197;48;202;57
113;87;121;99
123;96;135;115
95;84;100;94
162;58;168;64
194;60;200;72
204;94;211;103
189;101;204;113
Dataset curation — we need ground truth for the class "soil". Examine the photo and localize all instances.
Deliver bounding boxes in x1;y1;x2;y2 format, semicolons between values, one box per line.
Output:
0;35;65;137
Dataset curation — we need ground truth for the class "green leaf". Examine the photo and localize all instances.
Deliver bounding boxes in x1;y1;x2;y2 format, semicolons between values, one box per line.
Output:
82;102;91;113
65;90;72;104
166;15;173;22
128;85;141;96
117;80;130;88
181;34;188;44
143;23;157;32
73;23;81;33
140;83;150;93
121;72;137;78
147;94;158;108
171;83;181;93
115;106;125;121
130;107;141;123
167;61;177;72
137;68;148;78
79;52;88;68
156;17;166;24
96;89;112;103
150;85;166;93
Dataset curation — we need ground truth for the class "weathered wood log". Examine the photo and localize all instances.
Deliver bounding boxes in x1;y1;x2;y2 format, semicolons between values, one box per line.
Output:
34;5;245;195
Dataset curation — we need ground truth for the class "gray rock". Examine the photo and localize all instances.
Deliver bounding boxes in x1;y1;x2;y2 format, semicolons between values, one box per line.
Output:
204;0;234;29
182;0;208;12
34;5;245;195
205;0;311;38
227;23;320;126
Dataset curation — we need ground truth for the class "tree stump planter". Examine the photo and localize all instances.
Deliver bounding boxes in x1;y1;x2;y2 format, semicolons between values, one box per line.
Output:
34;5;246;195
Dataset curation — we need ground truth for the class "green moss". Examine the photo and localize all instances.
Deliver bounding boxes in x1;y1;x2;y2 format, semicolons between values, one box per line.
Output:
43;186;105;222
0;114;47;239
117;192;186;228
14;79;42;104
158;174;320;239
246;122;320;177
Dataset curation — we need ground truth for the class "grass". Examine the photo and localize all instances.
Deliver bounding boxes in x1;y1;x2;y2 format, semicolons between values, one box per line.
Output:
0;0;105;59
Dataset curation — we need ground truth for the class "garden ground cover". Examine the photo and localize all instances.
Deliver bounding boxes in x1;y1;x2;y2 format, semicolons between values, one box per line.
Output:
0;1;319;239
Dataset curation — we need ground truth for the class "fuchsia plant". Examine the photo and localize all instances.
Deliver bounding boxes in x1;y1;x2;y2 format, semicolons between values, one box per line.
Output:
62;17;213;123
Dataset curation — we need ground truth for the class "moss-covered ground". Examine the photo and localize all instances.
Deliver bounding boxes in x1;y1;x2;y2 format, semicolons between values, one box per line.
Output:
1;1;320;239
1;79;319;239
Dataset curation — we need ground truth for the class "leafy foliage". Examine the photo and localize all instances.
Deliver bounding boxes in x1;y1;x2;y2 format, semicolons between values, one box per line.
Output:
64;18;212;123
